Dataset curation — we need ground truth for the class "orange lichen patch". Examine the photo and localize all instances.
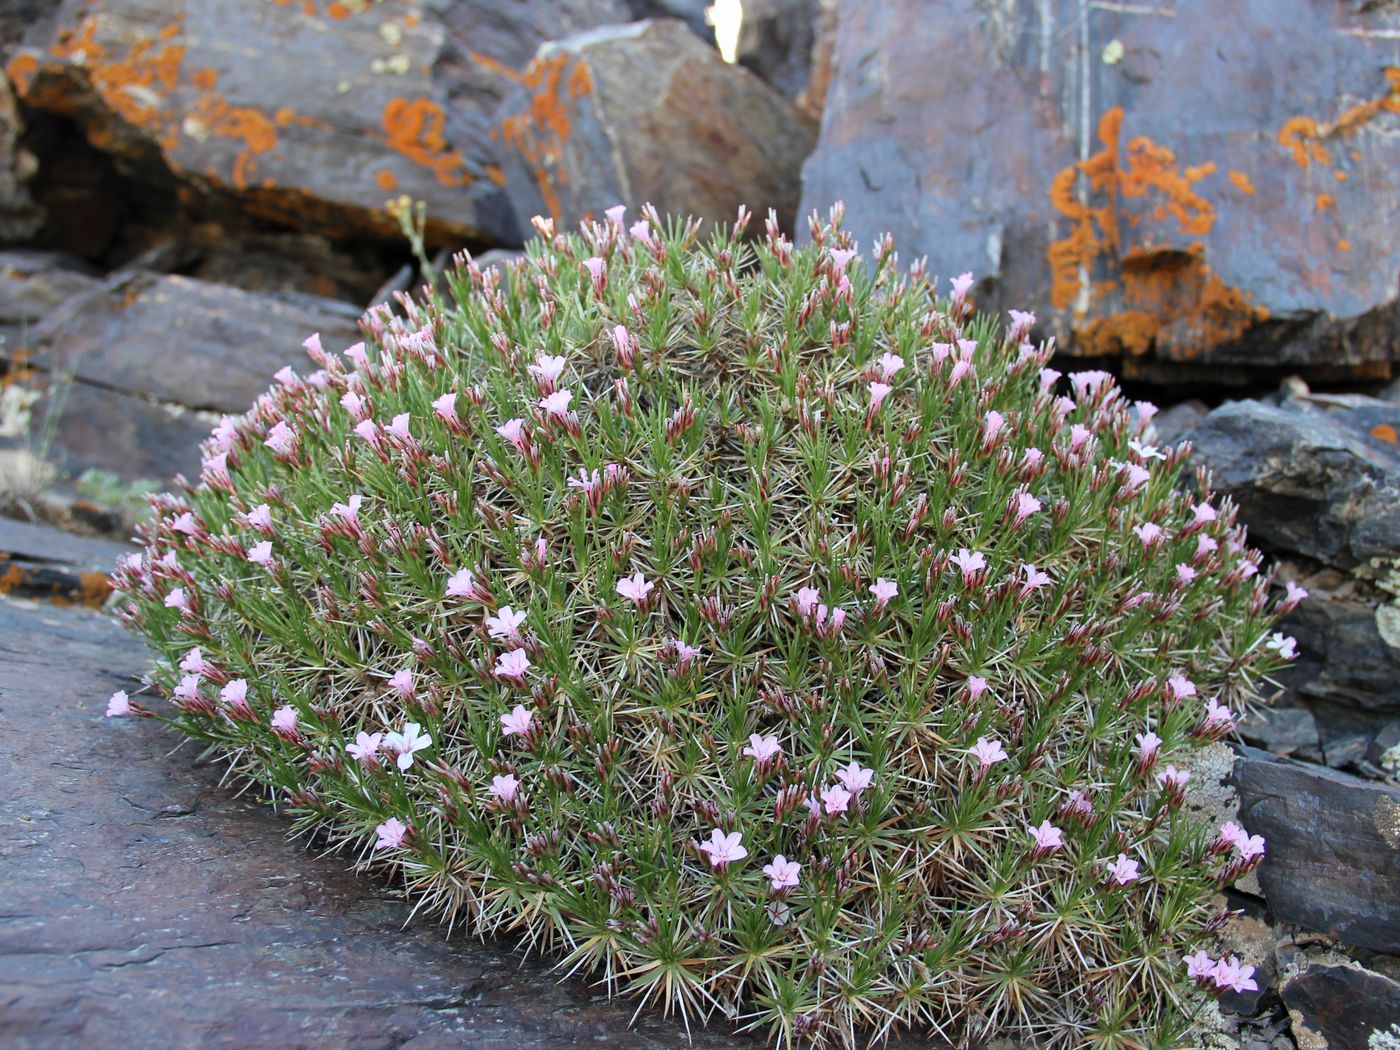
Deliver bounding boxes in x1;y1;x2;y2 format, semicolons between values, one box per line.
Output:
1227;170;1255;195
47;14;188;133
469;50;527;84
1316;192;1334;212
1119;139;1216;236
1371;423;1398;445
499;52;590;223
1338;239;1352;252
186;93;279;189
567;60;593;99
1333;169;1348;181
0;562;113;608
381;96;472;187
5;52;39;94
484;163;507;186
274;107;330;131
327;1;351;16
1278;67;1400;170
375;168;397;191
191;67;218;90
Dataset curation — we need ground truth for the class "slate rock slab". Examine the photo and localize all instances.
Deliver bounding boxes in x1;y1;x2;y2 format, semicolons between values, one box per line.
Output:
1281;964;1400;1050
0;514;131;605
798;1;1400;385
0;595;751;1050
496;19;816;233
1278;591;1400;725
1234;748;1400;954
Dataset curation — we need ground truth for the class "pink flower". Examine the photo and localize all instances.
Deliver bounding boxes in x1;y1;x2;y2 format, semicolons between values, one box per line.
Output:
828;247;857;276
330;494;363;527
528;353;567;386
387;668;415;699
264;420;296;455
1282;580;1308;610
763;855;801;890
1135;731;1162;762
1065;789;1094;818
1069;370;1112;400
343;341;368;370
1008;309;1036;340
340;389;368;419
1121;463;1151;494
1192;502;1217;524
671;639;702;666
275;365;298;385
1020;564;1051;593
173;674;202;703
386;413;412;440
105;690;132;717
743;733;782;764
246;503;273;532
384;722;432;770
835;761;874;794
540;389;573;417
488;773;520;802
499;704;534;737
1216;821;1247;851
1039;367;1062;393
1238;834;1267;862
1012;491;1041;525
220;679;249;708
1166;675;1197;702
950;271;974;299
869;577;898;609
1029;820;1064;851
1105;853;1140;886
446;568;480;600
876;352;904;378
629;219;654;246
1069;424;1093;452
967;675;989;700
1195;534;1218;557
494;649;531;682
432;391;458;423
582;255;606;283
1156;765;1191;791
374;817;408;851
271;705;299;734
354;418;381;445
1211;956;1258;994
868;381;892;412
983;410;1006;441
486;606;528;642
1265;633;1298;660
699;828;748;869
820;784;852;815
1176;563;1198;583
1184;950;1216;980
171;512;198;535
1203;696;1235;728
604;204;627;228
951;549;985;584
178;647;207;675
616;572;654;605
248;541;274;566
496;418;527;448
968;736;1008;769
1135;400;1159;425
164;587;189;611
794;585;821;617
346;731;383;764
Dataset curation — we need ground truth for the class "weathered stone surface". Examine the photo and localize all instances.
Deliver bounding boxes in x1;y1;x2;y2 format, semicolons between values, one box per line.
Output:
497;19;816;232
0;71;43;243
0;593;948;1050
20;270;361;413
1281;964;1400;1050
0;515;130;605
1278;592;1400;725
1186;397;1400;568
1237;705;1319;758
1234;749;1400;953
798;1;1400;384
6;1;710;249
0;249;101;348
736;0;834;118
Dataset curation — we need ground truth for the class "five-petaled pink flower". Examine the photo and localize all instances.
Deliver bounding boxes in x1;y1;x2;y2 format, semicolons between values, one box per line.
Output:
951;548;986;584
246;503;273;532
486;606;528;642
743;733;782;764
1211;955;1258;994
494;649;531;682
1176;563;1198;583
1012;491;1041;525
264;420;296;455
763;855;801;890
388;668;415;699
500;704;533;736
271;705;299;734
868;381;892;412
496;418;527;448
794;585;821;617
529;354;567;386
983;410;1006;442
671;639;702;666
1133;522;1163;547
967;675;989;700
1282;580;1308;610
164;587;189;611
616;572;654;605
1203;696;1235;728
220;679;249;709
1021;564;1051;593
876;352;903;379
835;761;874;794
1029;820;1064;852
968;736;1008;769
432;391;458;424
1157;765;1191;791
248;541;274;566
105;690;132;717
384;722;432;770
446;568;480;600
699;828;747;869
1105;853;1140;886
540;389;573;417
488;773;520;802
1192;502;1217;524
1183;950;1216;980
1165;675;1197;702
869;577;898;609
1135;731;1162;762
820;784;852;815
1265;632;1298;660
374;817;408;850
1237;834;1267;862
347;731;383;764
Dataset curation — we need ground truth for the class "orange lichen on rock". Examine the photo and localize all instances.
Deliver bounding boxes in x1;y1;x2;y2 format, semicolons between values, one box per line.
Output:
375;168;397;191
1278;68;1400;170
186;93;279;189
5;52;39;94
40;14;188;134
1371;423;1398;445
1227;170;1255;195
499;53;591;223
381;96;472;187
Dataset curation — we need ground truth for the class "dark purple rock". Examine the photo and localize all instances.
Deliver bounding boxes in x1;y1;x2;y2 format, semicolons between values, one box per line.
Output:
495;19;816;233
1281;964;1400;1050
736;0;828;116
798;1;1400;386
1236;706;1318;758
1234;749;1400;953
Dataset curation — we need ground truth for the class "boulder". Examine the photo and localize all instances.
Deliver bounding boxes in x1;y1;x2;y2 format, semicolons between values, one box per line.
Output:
5;1;711;249
1186;397;1400;569
1278;591;1400;725
798;1;1400;386
0;71;43;243
495;19;816;232
736;0;835;119
1234;749;1400;954
0;249;101;348
1281;964;1400;1050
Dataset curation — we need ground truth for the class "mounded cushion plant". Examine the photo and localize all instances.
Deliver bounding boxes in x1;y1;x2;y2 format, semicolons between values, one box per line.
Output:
109;205;1302;1049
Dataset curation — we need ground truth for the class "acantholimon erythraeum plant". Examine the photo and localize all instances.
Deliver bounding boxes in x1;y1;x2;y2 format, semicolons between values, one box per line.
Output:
109;204;1300;1049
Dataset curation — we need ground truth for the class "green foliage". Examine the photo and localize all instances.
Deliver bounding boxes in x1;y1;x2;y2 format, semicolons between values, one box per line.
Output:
113;205;1292;1048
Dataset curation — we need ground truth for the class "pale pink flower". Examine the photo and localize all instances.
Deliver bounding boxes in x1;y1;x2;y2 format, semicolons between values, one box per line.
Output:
1203;696;1235;728
528;354;567;386
264;420;296;455
1069;370;1112;400
346;731;382;764
1105;853;1140;886
1039;367;1062;393
1216;821;1247;851
248;541;274;566
835;761;874;794
274;365;297;385
604;204;627;227
1156;765;1191;791
1282;580;1308;610
173;674;202;703
446;568;479;600
494;649;531;682
616;572;654;605
220;679;249;708
330;493;363;527
743;733;782;764
1211;956;1258;994
1237;834;1266;862
179;647;208;675
1069;423;1093;452
820;784;852;815
1065;789;1094;818
1176;563;1198;583
951;549;985;584
967;676;989;700
1029;820;1064;851
869;577;898;609
105;690;132;717
1135;400;1159;425
246;503;273;532
983;410;1006;441
950;271;974;299
271;705;299;734
540;389;573;417
164;587;189;611
876;352;904;379
1121;463;1151;494
171;512;198;535
1195;534;1218;556
374;817;408;850
1022;446;1044;471
794;585;821;617
201;452;230;487
828;247;857;276
629;219;654;246
500;703;534;736
1008;309;1036;340
1184;950;1216;980
1012;491;1041;525
763;854;801;890
582;256;606;283
343;341;368;370
1192;502;1217;524
340;389;367;419
210;415;239;451
432;391;458;423
387;668;415;699
1166;675;1197;702
486;606;527;642
868;381;892;412
496;418;527;448
384;722;432;770
699;828;748;869
1265;632;1298;660
488;773;520;802
1020;564;1051;592
386;413;412;440
1135;731;1162;762
354;418;381;445
969;736;1008;769
671;639;702;666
